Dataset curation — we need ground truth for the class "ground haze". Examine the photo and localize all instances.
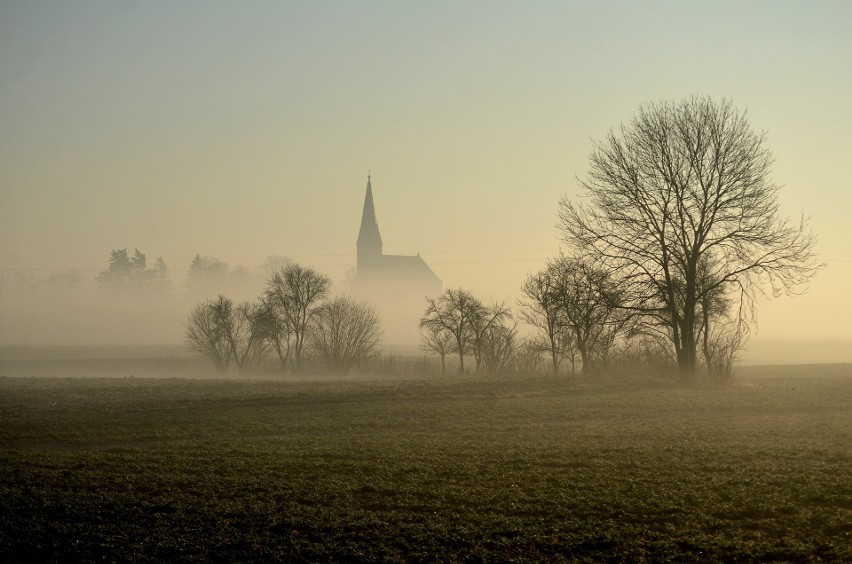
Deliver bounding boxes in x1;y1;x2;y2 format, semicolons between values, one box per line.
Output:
2;365;850;561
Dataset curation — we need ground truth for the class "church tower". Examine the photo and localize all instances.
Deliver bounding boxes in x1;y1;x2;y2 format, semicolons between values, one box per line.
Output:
356;174;383;271
351;174;442;346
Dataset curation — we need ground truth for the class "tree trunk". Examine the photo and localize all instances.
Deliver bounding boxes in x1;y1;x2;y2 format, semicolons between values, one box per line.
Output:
551;341;559;375
679;279;699;380
677;320;698;380
578;345;593;376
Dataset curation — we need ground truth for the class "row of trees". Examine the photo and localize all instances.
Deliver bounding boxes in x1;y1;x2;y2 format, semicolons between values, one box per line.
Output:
96;249;170;289
184;263;381;373
420;96;820;383
183;96;819;383
417;261;628;380
96;250;291;298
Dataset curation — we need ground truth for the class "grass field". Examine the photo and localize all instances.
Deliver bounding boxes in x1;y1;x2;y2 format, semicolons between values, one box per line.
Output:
1;365;851;562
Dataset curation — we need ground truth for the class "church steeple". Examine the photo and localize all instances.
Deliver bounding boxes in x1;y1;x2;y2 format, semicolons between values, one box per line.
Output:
357;174;382;268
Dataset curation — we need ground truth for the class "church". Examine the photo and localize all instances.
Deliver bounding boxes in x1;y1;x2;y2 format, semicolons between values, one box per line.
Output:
352;175;442;345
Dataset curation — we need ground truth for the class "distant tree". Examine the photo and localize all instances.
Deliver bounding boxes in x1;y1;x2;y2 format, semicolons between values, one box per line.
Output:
548;256;625;375
419;322;455;374
185;295;269;372
513;337;547;375
520;268;574;375
130;249;146;272
96;248;170;292
478;320;519;374
257;294;293;371
559;96;821;379
420;288;482;374
263;263;332;370
186;255;229;295
309;296;382;373
97;249;140;287
185;295;233;372
229;301;270;372
151;256;171;289
469;301;512;373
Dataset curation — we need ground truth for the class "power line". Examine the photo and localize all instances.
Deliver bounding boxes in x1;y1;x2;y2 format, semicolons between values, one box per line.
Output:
0;247;556;262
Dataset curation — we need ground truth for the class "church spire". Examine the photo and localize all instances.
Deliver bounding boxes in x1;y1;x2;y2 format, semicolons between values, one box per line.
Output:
357;174;382;266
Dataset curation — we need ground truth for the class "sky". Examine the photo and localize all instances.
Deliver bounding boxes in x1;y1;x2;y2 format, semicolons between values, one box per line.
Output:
1;1;851;349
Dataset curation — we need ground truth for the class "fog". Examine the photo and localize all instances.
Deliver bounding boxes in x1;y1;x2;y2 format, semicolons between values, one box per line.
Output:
2;2;851;362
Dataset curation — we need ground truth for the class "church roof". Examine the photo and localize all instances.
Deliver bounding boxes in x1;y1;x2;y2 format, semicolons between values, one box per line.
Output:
356;175;382;250
372;253;441;284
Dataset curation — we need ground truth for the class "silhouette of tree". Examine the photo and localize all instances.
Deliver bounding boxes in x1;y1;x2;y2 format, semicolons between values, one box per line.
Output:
469;301;512;373
478;320;518;374
185;295;269;372
257;294;293;372
97;248;170;292
230;301;270;372
186;255;229;296
520;268;574;375
263;263;331;370
97;248;140;286
184;295;233;372
560;96;821;379
546;257;625;375
309;296;382;373
420;288;481;374
419;322;455;374
151;256;171;290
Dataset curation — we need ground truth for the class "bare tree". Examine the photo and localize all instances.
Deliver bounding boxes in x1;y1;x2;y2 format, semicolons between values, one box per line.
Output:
420;288;482;373
257;295;292;371
231;301;270;372
264;263;331;370
184;295;233;372
309;296;382;373
419;322;455;374
185;295;269;373
560;96;821;379
548;256;625;375
520;268;573;375
514;337;547;375
697;260;749;383
469;301;512;373
478;320;519;374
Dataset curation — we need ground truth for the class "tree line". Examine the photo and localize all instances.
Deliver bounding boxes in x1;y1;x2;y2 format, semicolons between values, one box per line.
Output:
184;96;818;383
421;96;820;383
184;263;381;373
94;249;289;297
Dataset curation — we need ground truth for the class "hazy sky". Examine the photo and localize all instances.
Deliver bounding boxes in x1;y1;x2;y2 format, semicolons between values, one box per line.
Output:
2;1;851;342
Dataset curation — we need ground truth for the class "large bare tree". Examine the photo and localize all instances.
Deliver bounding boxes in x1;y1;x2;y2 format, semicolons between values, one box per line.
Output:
560;96;820;379
264;263;331;370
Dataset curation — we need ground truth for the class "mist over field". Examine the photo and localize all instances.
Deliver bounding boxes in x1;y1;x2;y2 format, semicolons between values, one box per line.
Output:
2;1;852;561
